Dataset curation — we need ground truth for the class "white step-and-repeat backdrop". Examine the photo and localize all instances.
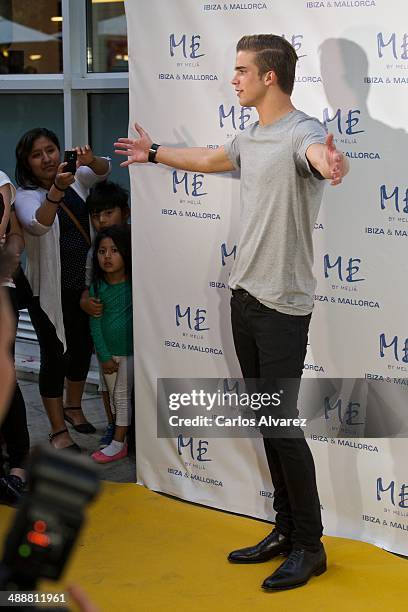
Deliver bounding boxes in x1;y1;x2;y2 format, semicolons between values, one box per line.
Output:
125;0;408;556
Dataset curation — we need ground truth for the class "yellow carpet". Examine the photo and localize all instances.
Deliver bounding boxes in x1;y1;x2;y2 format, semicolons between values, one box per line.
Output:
0;483;406;611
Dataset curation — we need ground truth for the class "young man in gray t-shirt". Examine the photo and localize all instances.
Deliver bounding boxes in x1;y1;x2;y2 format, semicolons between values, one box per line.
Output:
115;34;348;592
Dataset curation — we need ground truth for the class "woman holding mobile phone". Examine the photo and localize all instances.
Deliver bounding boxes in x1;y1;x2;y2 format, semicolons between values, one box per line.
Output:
14;128;110;451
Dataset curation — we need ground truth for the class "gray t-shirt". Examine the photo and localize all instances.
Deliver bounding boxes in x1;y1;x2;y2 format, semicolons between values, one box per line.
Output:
224;109;327;316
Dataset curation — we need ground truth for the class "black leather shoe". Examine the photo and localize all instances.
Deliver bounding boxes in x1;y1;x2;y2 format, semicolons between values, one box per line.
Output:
262;545;327;591
228;529;291;563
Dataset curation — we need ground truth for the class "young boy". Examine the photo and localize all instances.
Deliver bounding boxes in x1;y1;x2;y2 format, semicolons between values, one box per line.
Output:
80;180;130;449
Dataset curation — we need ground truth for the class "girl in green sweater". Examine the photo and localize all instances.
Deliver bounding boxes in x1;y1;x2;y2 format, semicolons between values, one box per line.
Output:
89;225;133;463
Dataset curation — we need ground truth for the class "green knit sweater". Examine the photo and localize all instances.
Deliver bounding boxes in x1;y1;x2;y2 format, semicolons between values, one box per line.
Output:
89;279;133;363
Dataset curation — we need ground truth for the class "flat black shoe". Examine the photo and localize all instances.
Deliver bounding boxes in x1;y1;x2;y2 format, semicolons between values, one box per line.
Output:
49;428;81;453
64;407;96;434
262;545;327;591
0;475;25;506
228;529;291;563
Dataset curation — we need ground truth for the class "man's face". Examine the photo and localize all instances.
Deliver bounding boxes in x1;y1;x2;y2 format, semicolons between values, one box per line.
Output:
231;50;269;107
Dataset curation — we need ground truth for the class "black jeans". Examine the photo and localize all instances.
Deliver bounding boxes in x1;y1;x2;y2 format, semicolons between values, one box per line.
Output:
230;289;323;551
0;288;30;471
28;291;93;398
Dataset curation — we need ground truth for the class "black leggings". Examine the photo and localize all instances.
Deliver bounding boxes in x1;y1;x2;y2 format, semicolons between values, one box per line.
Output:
28;291;93;398
0;288;30;471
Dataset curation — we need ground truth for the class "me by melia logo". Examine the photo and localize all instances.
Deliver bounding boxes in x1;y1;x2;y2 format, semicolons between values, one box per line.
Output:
177;435;212;462
322;107;380;161
160;33;218;81
324;396;363;426
375;32;408;84
218;104;254;134
323;253;365;284
169;34;205;60
362;477;408;531
380;185;408;214
162;171;220;222
379;185;408;236
323;107;364;144
164;306;223;355
377;478;408;508
173;171;207;198
176;304;209;332
167;436;222;488
316;254;379;310
379;333;408;372
377;32;408;62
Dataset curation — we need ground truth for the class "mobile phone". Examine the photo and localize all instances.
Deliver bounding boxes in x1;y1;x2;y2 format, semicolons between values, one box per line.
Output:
63;150;77;174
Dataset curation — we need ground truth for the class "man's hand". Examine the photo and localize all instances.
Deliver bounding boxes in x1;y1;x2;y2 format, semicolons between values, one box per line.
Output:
306;134;349;186
114;122;153;167
324;134;349;186
81;295;104;317
102;358;119;375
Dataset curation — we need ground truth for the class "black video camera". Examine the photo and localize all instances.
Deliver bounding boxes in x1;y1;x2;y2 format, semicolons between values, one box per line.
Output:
0;446;100;595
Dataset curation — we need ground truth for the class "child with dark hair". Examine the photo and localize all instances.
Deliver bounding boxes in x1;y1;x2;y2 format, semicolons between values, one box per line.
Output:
89;225;133;463
80;181;130;448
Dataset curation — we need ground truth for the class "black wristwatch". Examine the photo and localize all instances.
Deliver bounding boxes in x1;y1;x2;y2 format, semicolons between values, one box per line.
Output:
148;143;160;164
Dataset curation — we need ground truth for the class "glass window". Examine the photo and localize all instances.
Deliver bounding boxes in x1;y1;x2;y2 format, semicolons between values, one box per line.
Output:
0;0;62;74
86;0;127;73
88;92;129;190
0;93;64;180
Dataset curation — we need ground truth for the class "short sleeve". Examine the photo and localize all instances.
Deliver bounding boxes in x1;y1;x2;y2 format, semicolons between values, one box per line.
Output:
224;135;241;170
0;172;16;204
292;118;327;176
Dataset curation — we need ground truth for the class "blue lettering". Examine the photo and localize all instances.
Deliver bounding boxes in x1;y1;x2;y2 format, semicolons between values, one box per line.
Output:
172;171;207;197
173;171;189;195
192;173;207;197
324;397;363;425
380;185;408;213
176;305;192;328
377;477;395;504
170;34;204;59
323;108;364;135
324;254;364;283
379;333;408;362
219;104;252;130
194;308;209;331
177;435;211;461
175;305;209;331
221;242;237;266
377;32;398;60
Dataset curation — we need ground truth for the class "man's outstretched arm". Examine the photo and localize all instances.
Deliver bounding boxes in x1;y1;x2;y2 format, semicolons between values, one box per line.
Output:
114;122;235;174
306;134;349;186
